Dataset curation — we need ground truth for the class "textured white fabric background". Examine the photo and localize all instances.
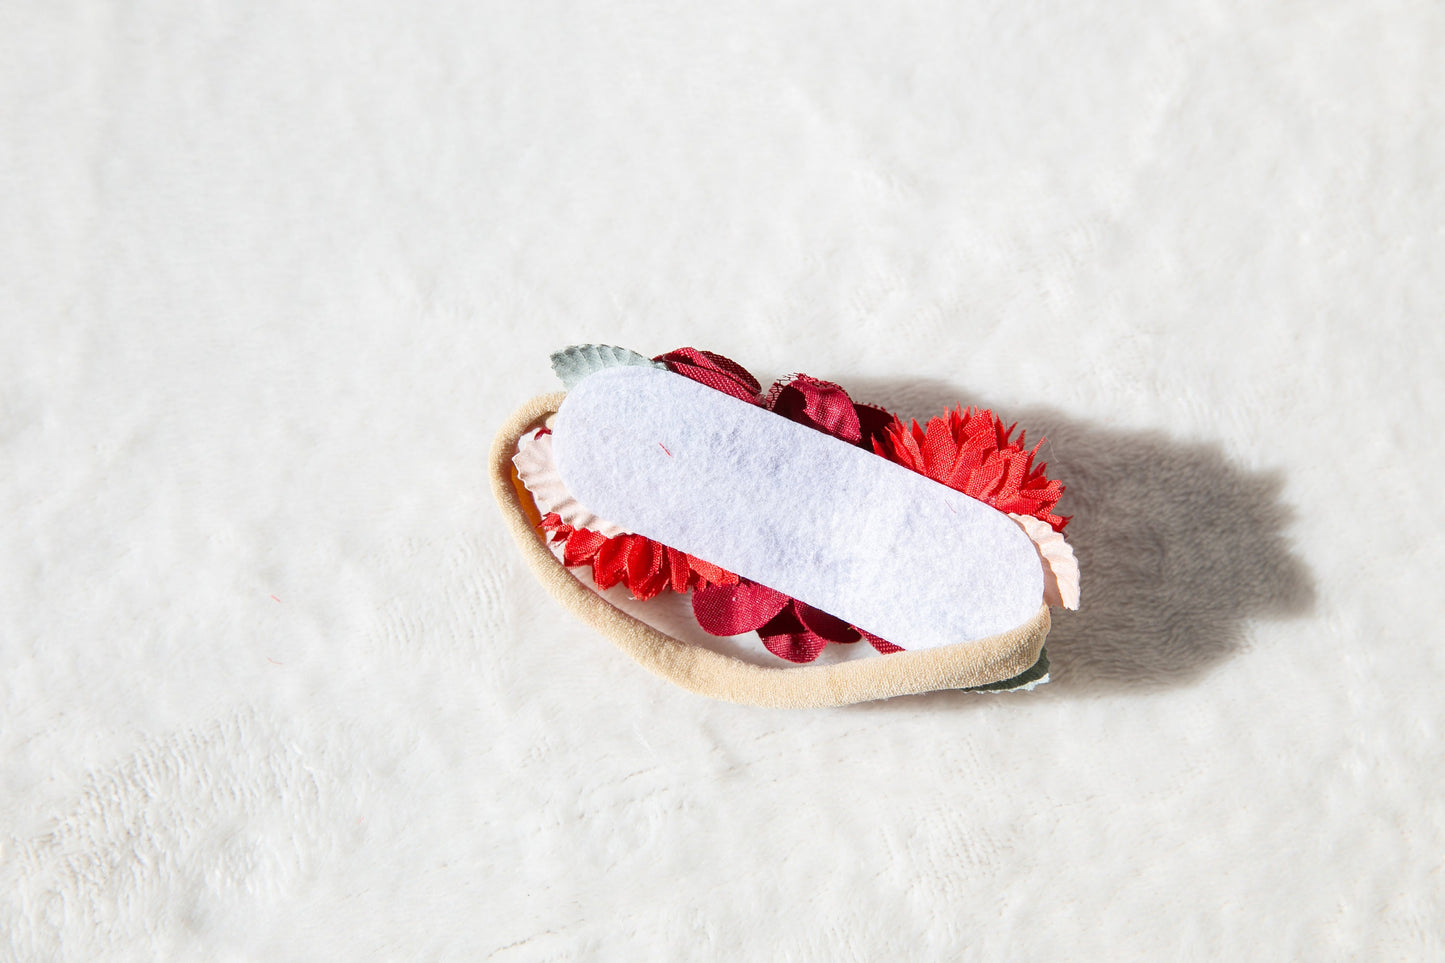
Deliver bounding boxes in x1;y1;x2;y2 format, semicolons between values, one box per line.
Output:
2;1;1442;959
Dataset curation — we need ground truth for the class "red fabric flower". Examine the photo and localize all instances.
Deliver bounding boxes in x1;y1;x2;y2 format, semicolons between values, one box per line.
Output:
654;347;761;404
540;513;738;600
873;406;1070;532
766;374;896;451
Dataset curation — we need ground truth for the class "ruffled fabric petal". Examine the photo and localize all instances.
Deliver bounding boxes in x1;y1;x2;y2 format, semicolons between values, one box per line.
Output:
795;602;858;644
855;627;904;655
767;375;862;445
513;428;630;537
692;580;791;635
665;545;692;594
534;511;568;562
756;604;830;664
562;527;608;567
655;347;761;404
685;554;739;587
625;537;668;601
591;536;632;591
1010;513;1080;609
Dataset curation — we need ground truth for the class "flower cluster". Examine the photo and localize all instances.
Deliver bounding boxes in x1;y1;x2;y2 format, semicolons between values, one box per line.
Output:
519;345;1071;664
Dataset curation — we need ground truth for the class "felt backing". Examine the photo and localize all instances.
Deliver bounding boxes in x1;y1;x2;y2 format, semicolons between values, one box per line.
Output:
491;392;1051;706
551;366;1044;651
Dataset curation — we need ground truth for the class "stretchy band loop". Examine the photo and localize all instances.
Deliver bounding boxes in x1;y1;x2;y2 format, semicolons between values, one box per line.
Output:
490;393;1051;707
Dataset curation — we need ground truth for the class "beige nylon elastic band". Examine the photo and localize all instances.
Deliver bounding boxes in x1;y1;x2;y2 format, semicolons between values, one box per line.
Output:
490;392;1051;707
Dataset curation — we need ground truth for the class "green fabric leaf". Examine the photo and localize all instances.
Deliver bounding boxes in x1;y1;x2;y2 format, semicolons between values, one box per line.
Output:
550;344;665;390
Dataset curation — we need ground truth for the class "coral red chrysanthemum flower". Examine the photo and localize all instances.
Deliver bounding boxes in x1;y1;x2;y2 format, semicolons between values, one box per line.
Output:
873;407;1070;532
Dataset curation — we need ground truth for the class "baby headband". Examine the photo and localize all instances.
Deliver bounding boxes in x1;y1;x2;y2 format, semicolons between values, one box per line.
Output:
490;345;1079;707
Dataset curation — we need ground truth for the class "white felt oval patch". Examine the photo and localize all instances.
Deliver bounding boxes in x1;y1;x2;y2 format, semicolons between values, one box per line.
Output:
552;367;1044;651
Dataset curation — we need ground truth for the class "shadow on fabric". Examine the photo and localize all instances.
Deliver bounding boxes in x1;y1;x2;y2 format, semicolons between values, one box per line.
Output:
846;377;1316;698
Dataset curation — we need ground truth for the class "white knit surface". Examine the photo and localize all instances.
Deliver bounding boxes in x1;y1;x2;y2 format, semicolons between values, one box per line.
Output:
2;2;1442;959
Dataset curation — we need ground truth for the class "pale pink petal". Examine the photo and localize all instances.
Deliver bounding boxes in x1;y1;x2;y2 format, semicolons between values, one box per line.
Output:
1010;513;1080;610
513;429;631;537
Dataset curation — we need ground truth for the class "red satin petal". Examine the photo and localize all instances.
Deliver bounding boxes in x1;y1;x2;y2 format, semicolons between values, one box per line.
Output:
619;538;657;600
965;454;1008;501
794;602;859;644
686;554;739;587
539;512;573;543
655;347;761;403
562;528;607;566
590;535;630;589
856;627;904;654
756;605;830;663
692;580;791;636
922;416;955;478
665;545;691;593
768;375;862;444
760;631;829;663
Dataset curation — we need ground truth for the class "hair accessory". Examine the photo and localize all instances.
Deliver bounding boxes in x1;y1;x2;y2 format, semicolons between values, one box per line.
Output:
491;346;1079;706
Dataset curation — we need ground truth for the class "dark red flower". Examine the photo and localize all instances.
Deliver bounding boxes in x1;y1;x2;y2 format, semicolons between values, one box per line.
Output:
874;406;1069;532
768;374;863;443
765;373;896;451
